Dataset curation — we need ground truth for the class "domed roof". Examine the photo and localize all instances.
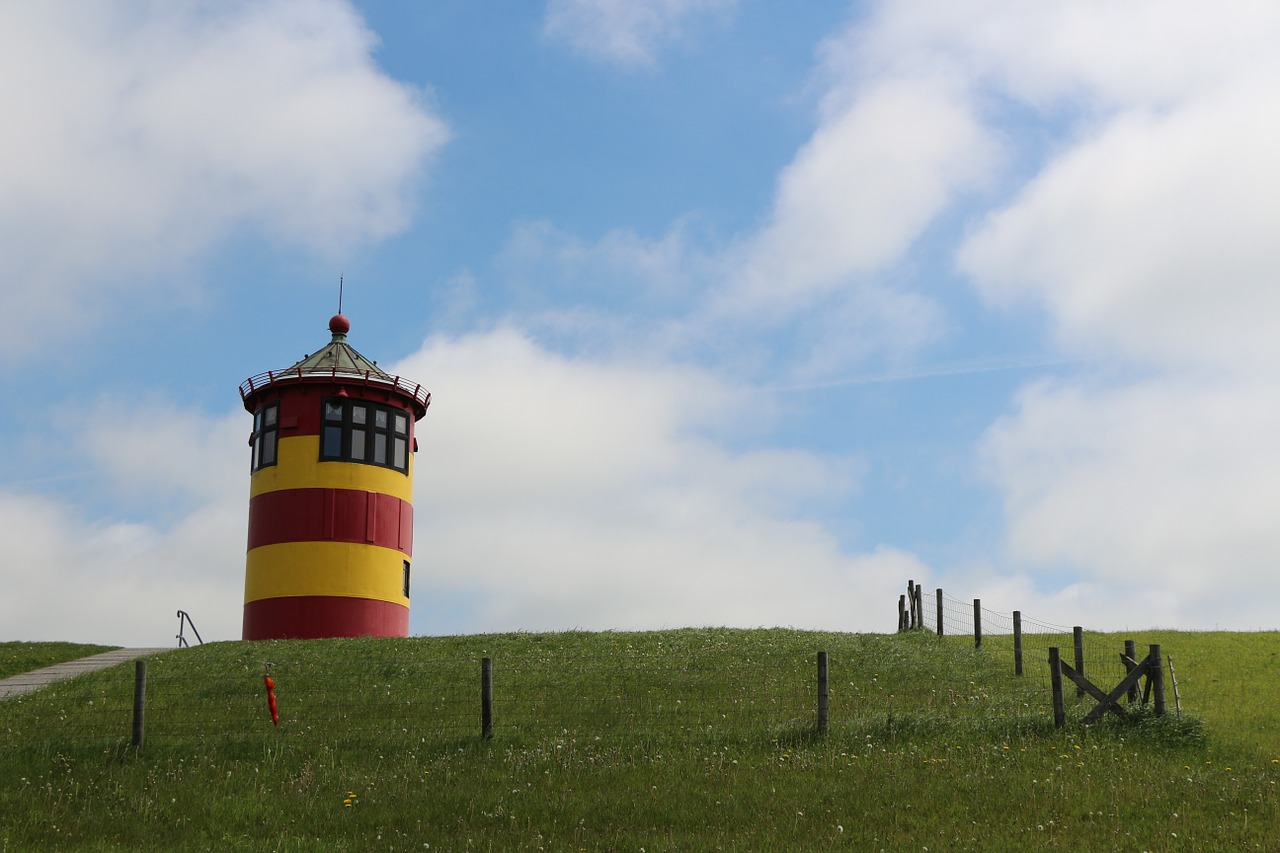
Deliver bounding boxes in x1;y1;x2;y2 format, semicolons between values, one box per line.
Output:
285;314;388;377
239;314;430;418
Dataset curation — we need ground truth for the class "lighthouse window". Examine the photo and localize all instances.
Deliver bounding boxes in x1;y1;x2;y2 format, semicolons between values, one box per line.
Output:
250;403;279;471
319;397;411;473
322;424;343;458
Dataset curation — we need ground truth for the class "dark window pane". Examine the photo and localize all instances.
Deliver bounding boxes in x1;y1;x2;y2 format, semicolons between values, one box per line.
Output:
254;410;262;431
264;406;278;426
351;429;366;460
352;406;367;425
324;401;343;421
394;413;407;434
252;439;260;470
261;432;276;466
374;409;388;429
393;437;406;470
403;561;410;598
373;433;386;464
322;425;343;457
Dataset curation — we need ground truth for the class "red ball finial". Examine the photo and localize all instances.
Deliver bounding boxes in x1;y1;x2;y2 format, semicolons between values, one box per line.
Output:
329;314;351;335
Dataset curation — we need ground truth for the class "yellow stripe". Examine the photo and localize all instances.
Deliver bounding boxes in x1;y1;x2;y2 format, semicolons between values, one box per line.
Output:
251;435;413;501
245;541;408;604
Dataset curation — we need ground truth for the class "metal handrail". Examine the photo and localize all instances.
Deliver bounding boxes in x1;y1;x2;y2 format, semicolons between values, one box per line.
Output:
176;610;204;648
238;366;430;409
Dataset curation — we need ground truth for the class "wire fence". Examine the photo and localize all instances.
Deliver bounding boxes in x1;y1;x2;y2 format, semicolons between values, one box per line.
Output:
0;640;838;753
2;583;1177;754
900;580;1163;702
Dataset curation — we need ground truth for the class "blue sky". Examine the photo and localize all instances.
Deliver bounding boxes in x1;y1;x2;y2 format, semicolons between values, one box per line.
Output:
4;0;1279;645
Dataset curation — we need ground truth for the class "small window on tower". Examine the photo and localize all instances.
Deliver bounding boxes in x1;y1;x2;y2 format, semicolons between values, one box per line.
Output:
403;561;411;598
250;403;280;472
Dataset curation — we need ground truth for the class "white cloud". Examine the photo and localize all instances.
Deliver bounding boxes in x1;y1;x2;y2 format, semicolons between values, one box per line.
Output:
836;0;1280;629
0;490;245;646
396;329;919;633
0;0;448;358
961;87;1280;371
730;75;994;312
0;405;248;645
848;0;1280;110
543;0;735;67
982;375;1280;629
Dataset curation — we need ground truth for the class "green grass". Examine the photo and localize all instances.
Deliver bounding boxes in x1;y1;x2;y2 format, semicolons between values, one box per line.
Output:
1;629;1277;851
0;642;119;680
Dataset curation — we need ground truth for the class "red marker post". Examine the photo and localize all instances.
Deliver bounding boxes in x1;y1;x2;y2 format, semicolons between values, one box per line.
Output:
263;664;279;727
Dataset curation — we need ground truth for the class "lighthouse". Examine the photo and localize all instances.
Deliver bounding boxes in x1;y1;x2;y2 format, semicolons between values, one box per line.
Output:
238;314;430;640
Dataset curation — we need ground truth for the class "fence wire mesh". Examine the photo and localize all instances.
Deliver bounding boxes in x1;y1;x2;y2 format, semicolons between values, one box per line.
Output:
4;586;1173;755
908;584;1159;697
0;639;833;752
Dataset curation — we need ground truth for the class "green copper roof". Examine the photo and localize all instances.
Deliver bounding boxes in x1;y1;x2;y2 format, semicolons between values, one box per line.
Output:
286;325;389;377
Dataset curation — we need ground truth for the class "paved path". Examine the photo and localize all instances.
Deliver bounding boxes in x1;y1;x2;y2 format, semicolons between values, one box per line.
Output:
0;648;170;700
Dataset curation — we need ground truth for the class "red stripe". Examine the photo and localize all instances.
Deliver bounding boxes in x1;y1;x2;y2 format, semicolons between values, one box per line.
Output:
247;488;413;554
243;596;408;640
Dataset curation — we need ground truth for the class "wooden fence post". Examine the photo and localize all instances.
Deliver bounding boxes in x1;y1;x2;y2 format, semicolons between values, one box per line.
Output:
132;659;146;749
1124;639;1138;704
1013;611;1023;676
914;585;923;629
973;599;982;649
1073;627;1085;698
936;588;944;637
907;580;916;629
898;595;907;632
1149;644;1165;717
1048;647;1065;728
481;657;494;739
817;651;829;736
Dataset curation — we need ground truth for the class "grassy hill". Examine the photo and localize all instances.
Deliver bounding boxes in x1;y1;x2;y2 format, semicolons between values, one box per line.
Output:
0;629;1276;851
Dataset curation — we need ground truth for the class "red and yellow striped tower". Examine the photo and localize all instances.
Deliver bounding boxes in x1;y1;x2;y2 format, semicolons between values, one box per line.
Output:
238;314;430;640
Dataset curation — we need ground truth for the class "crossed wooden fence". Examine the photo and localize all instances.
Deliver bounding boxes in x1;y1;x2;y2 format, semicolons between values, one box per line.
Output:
1049;642;1166;727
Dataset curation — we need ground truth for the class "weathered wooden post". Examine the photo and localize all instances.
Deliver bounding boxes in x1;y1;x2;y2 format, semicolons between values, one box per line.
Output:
935;588;944;637
481;657;494;739
1124;639;1138;703
1073;627;1085;698
898;595;907;632
132;659;146;748
1149;644;1165;717
914;585;923;629
1013;611;1023;676
817;651;829;736
1048;647;1065;728
973;599;982;649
